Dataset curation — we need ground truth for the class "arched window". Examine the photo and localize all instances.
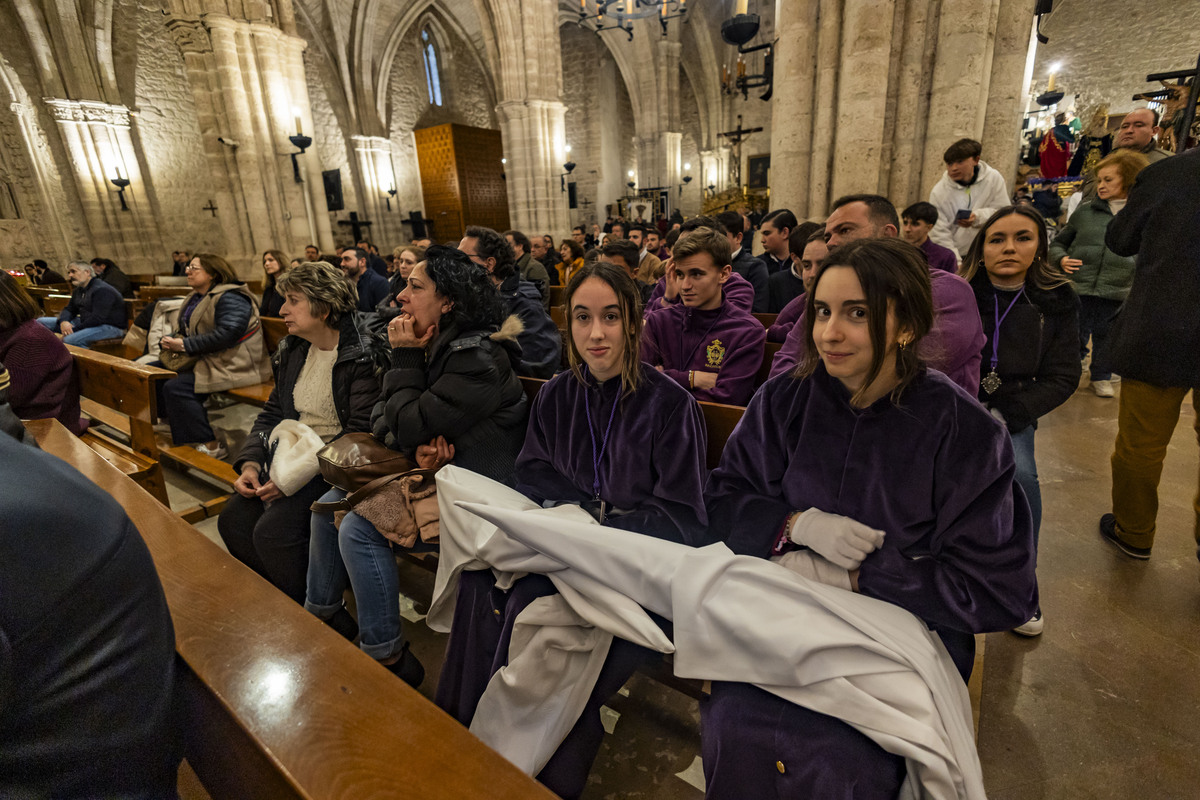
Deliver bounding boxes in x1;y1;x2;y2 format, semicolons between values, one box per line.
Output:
421;28;443;107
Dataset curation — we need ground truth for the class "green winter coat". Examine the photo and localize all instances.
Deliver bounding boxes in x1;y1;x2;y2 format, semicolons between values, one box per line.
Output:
1048;199;1135;301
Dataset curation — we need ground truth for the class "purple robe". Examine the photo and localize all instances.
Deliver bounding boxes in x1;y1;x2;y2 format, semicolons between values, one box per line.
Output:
920;236;960;273
643;270;754;317
700;363;1036;799
770;268;985;394
766;292;804;342
435;365;708;798
641;296;767;407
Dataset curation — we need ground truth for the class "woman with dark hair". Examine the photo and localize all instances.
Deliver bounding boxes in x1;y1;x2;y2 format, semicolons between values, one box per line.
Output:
557;239;585;286
0;271;82;434
703;238;1036;798
961;205;1079;637
218;261;387;605
258;250;290;317
305;245;528;686
377;245;425;321
434;262;708;799
158;253;272;457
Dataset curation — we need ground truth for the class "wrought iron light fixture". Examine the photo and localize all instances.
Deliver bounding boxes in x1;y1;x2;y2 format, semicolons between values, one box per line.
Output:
110;166;131;211
576;0;688;40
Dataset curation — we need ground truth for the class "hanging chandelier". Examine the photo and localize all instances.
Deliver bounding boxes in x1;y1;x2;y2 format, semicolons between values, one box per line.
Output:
576;0;688;40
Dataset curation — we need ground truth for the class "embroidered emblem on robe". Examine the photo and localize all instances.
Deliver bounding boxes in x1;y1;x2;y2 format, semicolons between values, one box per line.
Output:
706;339;725;368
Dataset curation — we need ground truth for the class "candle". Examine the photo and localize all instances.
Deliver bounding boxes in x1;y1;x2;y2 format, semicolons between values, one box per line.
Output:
1047;73;1056;92
114;166;123;181
292;106;303;136
736;0;748;14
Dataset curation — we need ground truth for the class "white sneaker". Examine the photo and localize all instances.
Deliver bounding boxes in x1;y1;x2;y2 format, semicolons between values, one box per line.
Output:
193;442;228;460
1092;380;1115;397
1013;610;1044;637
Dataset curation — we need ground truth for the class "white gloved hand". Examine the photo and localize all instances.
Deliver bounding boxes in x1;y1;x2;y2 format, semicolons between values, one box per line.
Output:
788;508;885;571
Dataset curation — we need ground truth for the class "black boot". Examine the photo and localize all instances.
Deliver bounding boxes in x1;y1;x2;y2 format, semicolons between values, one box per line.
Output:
325;608;359;642
384;644;424;689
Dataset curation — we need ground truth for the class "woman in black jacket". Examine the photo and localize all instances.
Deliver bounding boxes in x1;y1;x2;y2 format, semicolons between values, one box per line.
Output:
306;246;528;687
962;205;1080;637
258;249;289;317
218;261;387;605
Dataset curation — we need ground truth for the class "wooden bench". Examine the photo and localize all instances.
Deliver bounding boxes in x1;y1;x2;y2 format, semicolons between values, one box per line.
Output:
67;344;173;505
25;420;555;800
757;340;783;386
752;312;777;327
137;285;191;301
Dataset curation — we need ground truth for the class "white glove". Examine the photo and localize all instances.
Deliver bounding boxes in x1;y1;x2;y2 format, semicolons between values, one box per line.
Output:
788;508;885;571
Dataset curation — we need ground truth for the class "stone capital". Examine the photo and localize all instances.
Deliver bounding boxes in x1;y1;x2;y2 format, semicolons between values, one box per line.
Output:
42;98;131;128
165;16;213;54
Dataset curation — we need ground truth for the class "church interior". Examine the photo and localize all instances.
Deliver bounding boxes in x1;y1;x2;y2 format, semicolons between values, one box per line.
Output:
2;0;1199;797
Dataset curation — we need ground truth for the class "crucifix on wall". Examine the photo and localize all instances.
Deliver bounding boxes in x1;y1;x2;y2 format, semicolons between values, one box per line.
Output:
202;200;218;217
718;114;763;188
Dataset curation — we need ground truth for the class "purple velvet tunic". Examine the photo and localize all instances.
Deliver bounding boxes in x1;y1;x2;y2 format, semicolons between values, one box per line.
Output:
920;236;960;273
435;364;709;799
701;364;1035;798
766;292;804;342
515;364;709;543
641;297;767;407
643;270;755;317
770;268;985;394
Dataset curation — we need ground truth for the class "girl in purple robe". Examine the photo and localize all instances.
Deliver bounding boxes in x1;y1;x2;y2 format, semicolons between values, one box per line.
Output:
704;238;1037;799
435;262;709;799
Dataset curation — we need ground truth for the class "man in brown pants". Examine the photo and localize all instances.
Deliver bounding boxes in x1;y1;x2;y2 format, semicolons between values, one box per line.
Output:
1100;145;1200;560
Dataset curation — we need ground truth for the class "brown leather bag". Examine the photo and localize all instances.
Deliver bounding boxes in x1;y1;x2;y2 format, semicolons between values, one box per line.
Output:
313;432;415;493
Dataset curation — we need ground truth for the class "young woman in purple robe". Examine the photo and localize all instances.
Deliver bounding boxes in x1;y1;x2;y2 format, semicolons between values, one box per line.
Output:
704;238;1038;799
435;261;709;799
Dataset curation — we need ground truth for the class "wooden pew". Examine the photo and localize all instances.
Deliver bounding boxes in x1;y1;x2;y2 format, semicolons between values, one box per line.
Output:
137;285;191;301
752;312;777;328
66;344;173;505
549;285;566;308
42;293;72;318
757;341;783;386
25;421;555;800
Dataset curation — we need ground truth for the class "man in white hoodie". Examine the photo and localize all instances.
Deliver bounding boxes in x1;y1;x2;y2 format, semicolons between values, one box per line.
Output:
928;138;1011;257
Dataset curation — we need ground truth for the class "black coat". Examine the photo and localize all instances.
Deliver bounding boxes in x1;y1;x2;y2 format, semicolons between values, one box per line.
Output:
1105;146;1200;387
732;248;770;313
970;269;1080;433
499;273;562;378
99;264;134;298
371;320;528;483
260;285;285;317
233;312;387;472
767;268;805;313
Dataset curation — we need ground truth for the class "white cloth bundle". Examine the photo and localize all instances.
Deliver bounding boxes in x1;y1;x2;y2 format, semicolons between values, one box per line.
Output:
430;466;673;775
266;419;325;496
449;469;986;800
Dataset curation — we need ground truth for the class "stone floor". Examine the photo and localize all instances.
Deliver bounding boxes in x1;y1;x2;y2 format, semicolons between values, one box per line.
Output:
167;377;1198;799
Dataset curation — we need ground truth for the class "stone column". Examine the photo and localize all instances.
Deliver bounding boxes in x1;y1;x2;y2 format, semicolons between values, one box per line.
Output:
43;99;163;273
980;0;1039;189
768;0;819;217
807;0;843;215
498;99;571;236
351;135;404;248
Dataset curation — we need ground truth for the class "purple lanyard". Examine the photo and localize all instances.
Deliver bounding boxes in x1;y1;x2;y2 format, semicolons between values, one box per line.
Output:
991;287;1025;373
584;378;621;501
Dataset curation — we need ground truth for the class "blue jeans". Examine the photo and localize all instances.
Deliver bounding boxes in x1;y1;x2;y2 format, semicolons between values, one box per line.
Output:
37;316;124;348
305;488;405;660
1010;426;1042;548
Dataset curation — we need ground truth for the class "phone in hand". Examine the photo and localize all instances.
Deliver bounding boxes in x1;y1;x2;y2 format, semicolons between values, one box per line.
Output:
955;209;972;221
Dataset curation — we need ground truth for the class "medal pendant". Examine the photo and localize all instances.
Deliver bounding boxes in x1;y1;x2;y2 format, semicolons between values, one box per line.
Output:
981;370;1001;395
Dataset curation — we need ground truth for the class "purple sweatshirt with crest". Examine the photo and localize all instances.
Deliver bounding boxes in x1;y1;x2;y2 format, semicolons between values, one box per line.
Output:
641;295;766;406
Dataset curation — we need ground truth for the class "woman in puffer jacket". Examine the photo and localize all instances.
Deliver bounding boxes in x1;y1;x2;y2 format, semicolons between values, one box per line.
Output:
305;245;528;689
1048;149;1149;397
157;253;271;457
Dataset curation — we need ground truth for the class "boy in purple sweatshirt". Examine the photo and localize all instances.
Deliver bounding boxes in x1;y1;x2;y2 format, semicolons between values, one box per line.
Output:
641;227;766;406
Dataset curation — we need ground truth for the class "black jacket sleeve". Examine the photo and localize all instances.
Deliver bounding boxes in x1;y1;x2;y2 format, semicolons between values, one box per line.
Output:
1105;170;1156;258
990;297;1081;432
76;285;124;330
184;292;252;355
371;344;506;452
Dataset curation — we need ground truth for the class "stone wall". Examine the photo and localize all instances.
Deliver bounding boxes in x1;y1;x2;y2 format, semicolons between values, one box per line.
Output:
1032;1;1200;120
387;18;497;241
303;43;360;238
679;66;703;217
127;0;225;256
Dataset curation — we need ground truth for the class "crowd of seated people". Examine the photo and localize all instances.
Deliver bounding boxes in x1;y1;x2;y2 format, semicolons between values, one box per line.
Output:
29;134;1195;798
